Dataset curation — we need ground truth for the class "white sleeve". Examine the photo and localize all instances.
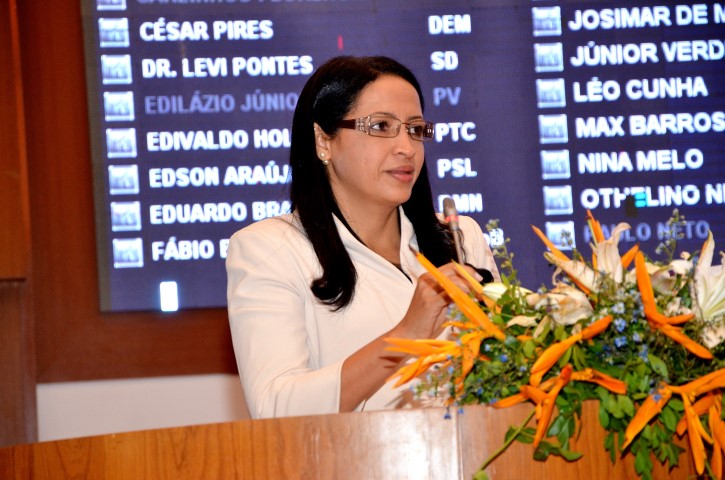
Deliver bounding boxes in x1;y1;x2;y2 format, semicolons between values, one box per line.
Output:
459;215;501;281
226;222;343;418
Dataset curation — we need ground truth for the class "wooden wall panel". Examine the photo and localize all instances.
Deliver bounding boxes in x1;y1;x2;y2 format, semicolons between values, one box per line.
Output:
17;0;236;383
0;0;36;447
0;0;29;277
0;283;36;447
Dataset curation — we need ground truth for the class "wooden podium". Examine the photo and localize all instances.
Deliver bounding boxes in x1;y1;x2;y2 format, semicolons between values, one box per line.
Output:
0;403;695;479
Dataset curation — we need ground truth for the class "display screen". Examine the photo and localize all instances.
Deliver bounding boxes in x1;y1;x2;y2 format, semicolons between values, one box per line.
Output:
81;0;725;312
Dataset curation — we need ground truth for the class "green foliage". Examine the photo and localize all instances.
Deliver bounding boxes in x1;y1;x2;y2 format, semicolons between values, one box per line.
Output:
411;213;725;479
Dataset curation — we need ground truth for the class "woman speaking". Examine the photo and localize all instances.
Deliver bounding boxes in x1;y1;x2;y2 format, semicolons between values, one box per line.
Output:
226;55;498;418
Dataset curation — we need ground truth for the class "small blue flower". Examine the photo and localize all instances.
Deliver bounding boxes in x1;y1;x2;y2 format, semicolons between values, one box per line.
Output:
443;411;452;420
639;345;649;361
612;302;625;315
488;398;499;405
448;366;455;374
614;318;626;332
499;354;509;363
519;365;528;372
614;336;627;348
484;344;491;352
653;393;662;402
632;332;642;343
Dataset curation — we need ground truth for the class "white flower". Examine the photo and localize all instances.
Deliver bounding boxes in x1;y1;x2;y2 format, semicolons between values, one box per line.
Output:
525;284;593;326
692;231;725;348
664;296;692;318
630;259;693;296
544;252;597;292
506;315;539;328
593;222;630;284
543;222;632;292
481;282;533;302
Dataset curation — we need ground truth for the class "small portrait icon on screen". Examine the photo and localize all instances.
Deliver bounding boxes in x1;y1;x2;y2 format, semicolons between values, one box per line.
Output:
110;201;142;232
108;164;139;195
538;114;569;144
106;128;137;158
99;18;130;48
104;91;134;121
532;7;562;37
101;55;132;85
545;221;576;251
112;238;143;268
534;43;564;72
540;150;570;180
543;185;573;216
97;0;126;10
536;78;566;108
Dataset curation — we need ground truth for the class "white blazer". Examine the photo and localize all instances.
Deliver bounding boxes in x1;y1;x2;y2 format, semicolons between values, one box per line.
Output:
226;208;499;418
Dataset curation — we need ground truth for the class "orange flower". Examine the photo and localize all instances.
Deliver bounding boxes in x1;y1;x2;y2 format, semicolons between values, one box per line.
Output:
709;397;725;480
634;251;713;359
385;338;458;387
531;225;570;263
492;392;529;409
453;262;484;296
586;210;604;270
623;384;673;450
527;364;573;447
675;393;719;436
385;327;493;390
529;316;612;386
620;244;639;269
658;324;713;359
670;368;725;398
452;262;503;311
459;331;486;388
493;377;559;409
415;250;505;340
388;353;452;387
570;368;627;395
682;395;710;474
710;408;723;480
385;338;455;356
586;209;605;244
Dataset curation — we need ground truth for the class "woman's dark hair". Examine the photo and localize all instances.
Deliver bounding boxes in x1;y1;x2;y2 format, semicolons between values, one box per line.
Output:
289;55;456;310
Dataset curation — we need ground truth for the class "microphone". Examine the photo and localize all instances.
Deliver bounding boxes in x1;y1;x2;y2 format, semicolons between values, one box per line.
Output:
443;197;495;284
443;197;464;264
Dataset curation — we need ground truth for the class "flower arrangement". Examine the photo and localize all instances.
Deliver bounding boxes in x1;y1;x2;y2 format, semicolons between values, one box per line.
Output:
386;210;725;480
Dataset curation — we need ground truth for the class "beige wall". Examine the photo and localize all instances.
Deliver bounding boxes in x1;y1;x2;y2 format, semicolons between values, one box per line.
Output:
37;375;247;442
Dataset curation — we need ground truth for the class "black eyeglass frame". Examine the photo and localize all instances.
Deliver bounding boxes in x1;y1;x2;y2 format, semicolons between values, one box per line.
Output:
337;114;435;142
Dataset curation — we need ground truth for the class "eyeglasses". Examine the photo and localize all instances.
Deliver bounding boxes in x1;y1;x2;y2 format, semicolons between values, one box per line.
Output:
337;114;435;142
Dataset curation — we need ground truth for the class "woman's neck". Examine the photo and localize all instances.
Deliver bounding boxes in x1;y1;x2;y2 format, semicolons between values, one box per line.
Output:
341;205;402;265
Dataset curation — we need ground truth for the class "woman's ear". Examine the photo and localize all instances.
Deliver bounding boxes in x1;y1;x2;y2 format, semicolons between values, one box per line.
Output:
313;123;332;159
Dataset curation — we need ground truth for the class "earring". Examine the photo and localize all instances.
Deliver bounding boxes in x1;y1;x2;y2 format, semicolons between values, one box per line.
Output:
319;152;329;166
